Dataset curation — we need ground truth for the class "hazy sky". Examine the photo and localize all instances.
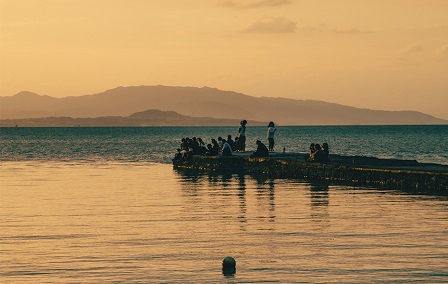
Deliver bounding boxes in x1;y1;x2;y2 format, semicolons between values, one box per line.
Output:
1;0;447;119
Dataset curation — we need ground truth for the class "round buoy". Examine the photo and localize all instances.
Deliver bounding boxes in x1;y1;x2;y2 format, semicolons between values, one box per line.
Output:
222;256;236;276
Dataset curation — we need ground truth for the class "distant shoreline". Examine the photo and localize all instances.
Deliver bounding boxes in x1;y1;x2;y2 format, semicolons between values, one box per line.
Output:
2;86;447;125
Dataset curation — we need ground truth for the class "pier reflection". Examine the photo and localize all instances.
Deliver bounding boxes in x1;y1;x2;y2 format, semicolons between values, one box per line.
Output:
252;174;276;222
310;182;329;208
237;174;247;225
309;181;330;232
175;169;338;245
174;169;278;229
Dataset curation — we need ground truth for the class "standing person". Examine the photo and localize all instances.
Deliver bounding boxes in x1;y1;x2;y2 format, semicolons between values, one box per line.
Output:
322;143;330;161
267;121;276;152
236;120;247;152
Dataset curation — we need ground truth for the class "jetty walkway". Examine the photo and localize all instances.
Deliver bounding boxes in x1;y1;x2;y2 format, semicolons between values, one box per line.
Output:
173;152;448;195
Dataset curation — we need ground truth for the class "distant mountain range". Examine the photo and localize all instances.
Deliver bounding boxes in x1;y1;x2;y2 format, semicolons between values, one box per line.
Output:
0;109;267;127
1;85;446;125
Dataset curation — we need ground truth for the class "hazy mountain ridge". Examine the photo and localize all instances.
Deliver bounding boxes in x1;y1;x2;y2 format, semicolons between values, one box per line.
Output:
1;85;446;125
0;109;268;127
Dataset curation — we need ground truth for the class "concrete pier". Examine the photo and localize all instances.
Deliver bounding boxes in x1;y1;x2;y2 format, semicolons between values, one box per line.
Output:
173;153;448;195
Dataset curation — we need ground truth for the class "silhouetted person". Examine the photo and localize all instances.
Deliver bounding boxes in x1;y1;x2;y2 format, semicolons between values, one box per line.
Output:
226;135;235;151
176;138;192;161
267;121;276;151
217;136;224;148
311;144;327;162
306;143;316;161
174;149;182;161
212;139;220;155
205;139;219;156
180;138;188;151
235;120;247;152
205;143;213;156
234;136;239;151
197;137;207;154
310;143;315;155
322;142;330;160
222;140;233;156
182;148;193;161
190;137;199;154
251;140;269;157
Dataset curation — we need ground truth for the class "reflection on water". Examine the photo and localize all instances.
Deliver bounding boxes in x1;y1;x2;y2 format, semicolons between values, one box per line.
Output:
1;162;447;283
310;183;329;207
310;183;330;222
176;170;279;228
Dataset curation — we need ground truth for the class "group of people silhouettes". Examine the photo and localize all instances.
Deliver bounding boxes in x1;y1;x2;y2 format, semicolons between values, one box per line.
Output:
306;142;330;162
174;120;272;161
174;134;244;161
174;120;331;162
174;134;239;161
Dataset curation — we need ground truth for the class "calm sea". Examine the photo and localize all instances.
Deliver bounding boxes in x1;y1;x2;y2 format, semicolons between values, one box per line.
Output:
1;126;447;283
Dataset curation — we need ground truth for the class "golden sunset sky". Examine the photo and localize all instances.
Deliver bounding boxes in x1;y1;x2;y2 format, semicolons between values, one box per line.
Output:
1;0;447;119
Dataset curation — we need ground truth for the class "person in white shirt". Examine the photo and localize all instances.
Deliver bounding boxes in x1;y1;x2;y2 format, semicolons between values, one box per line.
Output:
222;140;233;156
267;121;277;151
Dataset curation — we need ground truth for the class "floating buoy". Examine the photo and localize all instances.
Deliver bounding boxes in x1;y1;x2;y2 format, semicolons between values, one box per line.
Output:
222;256;236;276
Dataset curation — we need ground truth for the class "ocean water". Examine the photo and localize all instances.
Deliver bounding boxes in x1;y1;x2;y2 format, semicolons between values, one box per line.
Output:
1;126;448;283
1;125;447;164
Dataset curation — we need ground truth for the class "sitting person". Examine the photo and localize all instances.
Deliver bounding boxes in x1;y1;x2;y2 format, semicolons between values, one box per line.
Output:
197;137;207;155
251;140;269;157
190;137;200;154
205;143;213;156
205;139;220;156
182;148;194;161
233;136;240;151
310;143;315;153
175;145;193;161
222;140;233;156
217;136;224;149
180;138;188;151
310;144;328;162
211;139;220;155
174;148;182;161
306;143;316;162
226;135;235;151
